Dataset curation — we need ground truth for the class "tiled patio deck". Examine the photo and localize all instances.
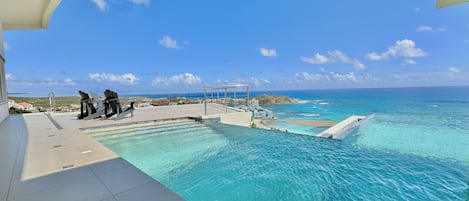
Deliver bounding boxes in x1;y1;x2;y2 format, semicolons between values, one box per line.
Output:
0;103;246;201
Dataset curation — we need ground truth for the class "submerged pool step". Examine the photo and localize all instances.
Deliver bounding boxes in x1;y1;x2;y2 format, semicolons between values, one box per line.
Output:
91;123;210;140
102;127;222;146
94;124;215;142
85;121;200;137
83;119;196;135
89;122;201;138
93;125;208;142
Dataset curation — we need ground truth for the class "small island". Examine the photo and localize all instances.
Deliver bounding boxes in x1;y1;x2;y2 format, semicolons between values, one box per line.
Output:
252;95;296;105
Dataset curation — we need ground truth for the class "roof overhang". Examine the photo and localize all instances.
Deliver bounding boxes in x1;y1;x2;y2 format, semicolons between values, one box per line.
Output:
0;0;61;30
436;0;469;8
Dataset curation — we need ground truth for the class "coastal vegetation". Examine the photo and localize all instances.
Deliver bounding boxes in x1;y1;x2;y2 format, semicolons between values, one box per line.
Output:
8;94;295;114
253;95;296;105
9;96;80;108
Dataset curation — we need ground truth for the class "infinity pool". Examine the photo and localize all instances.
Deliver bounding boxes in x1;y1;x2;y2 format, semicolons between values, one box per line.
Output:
84;119;469;200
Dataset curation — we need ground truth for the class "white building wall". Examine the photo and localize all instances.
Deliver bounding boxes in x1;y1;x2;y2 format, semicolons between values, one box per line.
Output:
0;22;9;123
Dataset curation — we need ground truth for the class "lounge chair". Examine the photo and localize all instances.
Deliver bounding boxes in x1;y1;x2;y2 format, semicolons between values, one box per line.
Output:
83;92;107;120
104;89;134;120
78;90;96;119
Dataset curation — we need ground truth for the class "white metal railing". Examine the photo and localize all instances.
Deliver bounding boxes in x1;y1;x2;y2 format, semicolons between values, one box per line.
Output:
203;84;250;115
48;92;55;114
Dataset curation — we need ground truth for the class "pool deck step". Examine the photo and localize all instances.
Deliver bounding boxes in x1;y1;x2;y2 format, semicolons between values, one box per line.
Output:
316;115;373;140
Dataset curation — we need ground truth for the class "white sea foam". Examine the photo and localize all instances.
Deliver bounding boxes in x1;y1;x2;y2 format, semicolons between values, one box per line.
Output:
319;102;329;105
295;99;311;104
300;113;321;117
429;104;439;108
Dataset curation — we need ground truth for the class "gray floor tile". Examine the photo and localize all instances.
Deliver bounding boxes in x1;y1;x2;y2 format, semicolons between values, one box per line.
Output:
9;176;111;201
96;166;153;194
0;177;9;201
8;167;95;200
115;181;184;201
101;196;118;201
0;154;15;181
89;158;131;175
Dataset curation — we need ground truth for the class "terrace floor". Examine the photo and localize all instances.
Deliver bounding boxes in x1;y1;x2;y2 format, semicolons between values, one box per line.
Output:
0;103;245;201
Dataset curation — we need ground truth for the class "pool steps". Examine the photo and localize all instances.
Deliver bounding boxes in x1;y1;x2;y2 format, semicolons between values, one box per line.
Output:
316;114;374;140
82;118;195;134
84;120;236;143
93;124;213;143
86;122;206;138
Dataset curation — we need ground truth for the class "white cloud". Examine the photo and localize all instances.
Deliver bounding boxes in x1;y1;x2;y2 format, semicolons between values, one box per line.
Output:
90;0;108;11
89;72;139;85
7;76;77;87
6;73;15;80
416;26;446;32
448;67;461;73
243;77;270;86
169;73;201;84
63;78;76;86
259;48;278;57
130;0;150;5
403;59;417;65
40;78;76;86
300;53;333;64
330;50;366;70
152;73;201;85
301;50;366;70
211;77;271;87
366;39;428;60
159;35;183;49
330;72;358;82
295;72;323;82
295;71;371;83
90;0;150;11
417;26;432;32
3;42;9;50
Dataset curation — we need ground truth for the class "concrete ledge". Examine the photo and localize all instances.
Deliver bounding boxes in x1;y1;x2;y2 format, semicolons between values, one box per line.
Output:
316;115;371;140
204;112;252;127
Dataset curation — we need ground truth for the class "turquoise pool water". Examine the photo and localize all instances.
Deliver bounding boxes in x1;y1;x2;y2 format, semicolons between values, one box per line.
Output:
86;119;469;200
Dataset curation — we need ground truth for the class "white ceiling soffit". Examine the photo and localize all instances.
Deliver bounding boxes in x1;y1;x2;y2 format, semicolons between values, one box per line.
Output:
436;0;469;8
0;0;61;30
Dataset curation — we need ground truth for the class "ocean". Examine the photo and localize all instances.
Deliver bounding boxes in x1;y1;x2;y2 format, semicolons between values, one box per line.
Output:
262;86;469;164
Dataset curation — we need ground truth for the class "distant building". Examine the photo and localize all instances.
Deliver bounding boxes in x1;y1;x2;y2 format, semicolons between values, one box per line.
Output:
249;98;259;108
249;98;275;119
8;99;15;108
13;102;34;111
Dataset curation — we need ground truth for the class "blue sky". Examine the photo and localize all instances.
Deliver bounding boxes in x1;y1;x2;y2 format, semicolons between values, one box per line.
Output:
3;0;469;96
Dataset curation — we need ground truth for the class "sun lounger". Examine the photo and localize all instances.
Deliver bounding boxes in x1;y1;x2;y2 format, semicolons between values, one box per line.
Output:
78;90;96;119
103;89;134;120
83;92;107;120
